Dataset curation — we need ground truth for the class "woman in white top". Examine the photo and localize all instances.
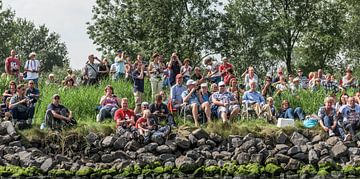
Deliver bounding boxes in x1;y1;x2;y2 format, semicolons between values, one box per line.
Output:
24;52;40;87
180;58;192;82
244;67;258;90
148;53;165;100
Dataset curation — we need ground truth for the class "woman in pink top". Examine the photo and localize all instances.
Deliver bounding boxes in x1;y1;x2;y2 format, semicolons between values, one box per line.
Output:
96;85;121;122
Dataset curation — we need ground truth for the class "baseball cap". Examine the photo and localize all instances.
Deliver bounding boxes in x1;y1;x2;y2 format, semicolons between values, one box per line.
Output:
200;83;208;87
52;94;60;99
141;101;149;107
117;49;122;53
186;79;196;86
218;81;225;86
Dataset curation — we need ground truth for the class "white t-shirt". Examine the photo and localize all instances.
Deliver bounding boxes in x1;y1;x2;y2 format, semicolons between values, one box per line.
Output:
110;64;117;80
180;66;192;77
24;59;40;79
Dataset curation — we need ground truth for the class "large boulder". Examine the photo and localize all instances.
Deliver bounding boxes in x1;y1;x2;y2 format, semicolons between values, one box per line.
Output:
137;153;159;164
308;149;319;164
290;132;309;146
236;152;250;165
175;137;191;149
175;156;197;172
156;145;172;154
86;132;99;145
231;137;243;148
113;136;127;150
102;136;115;148
192;128;209;140
276;132;288;144
40;158;54;172
331;142;348;158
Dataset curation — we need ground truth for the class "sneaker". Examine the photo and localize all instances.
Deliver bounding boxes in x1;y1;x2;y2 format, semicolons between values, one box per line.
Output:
96;114;101;122
328;129;335;137
344;134;351;141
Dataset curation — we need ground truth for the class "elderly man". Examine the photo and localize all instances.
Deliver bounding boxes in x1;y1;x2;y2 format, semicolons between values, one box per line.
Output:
212;81;240;122
181;79;211;126
83;54;103;85
9;84;35;129
242;81;265;117
44;94;76;130
170;74;187;110
24;52;41;87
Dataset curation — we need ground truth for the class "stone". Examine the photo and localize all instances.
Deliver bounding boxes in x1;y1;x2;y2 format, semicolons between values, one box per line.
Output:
205;159;218;166
287;146;301;156
206;139;216;147
186;150;201;160
265;157;278;165
151;134;165;145
331;143;348;158
213;151;232;160
275;154;291;164
300;145;308;153
311;135;322;144
113;136;127;150
318;156;334;165
159;154;176;162
40;158;54;172
276;144;290;152
175;156;197;172
114;150;130;160
192;128;209;140
248;146;257;154
308;149;319;164
231;138;243;148
290;132;309;146
137;153;159;164
210;133;222;143
276;132;288;144
156;145;172;154
292;153;306;161
285;158;301;170
70;162;80;171
320;149;328;156
240;139;256;151
136;148;146;154
236;152;250;165
9;141;21;147
0;135;12;145
250;154;263;164
188;134;198;145
17;151;33;167
124;140;141;151
326;136;340;146
197;138;206;146
55;154;70;163
101;153;115;163
90;154;101;162
102;136;114;148
145;143;158;152
243;133;255;141
175;137;191;149
164;161;175;168
86;132;99;145
349;147;360;155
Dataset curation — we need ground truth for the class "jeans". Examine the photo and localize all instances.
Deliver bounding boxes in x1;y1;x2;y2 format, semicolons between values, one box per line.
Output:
156;114;176;127
98;105;118;122
323;116;345;139
11;105;35;125
344;120;360;137
278;107;305;120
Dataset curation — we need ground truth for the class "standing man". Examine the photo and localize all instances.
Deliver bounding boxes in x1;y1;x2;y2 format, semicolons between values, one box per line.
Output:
24;52;41;87
132;63;145;114
114;49;126;80
5;49;21;79
83;54;103;85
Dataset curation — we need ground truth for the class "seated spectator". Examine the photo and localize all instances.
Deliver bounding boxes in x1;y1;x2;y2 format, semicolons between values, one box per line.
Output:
277;100;305;120
181;79;212;126
228;79;241;101
310;78;321;92
322;74;339;94
97;85;121;122
272;67;286;83
204;57;221;84
297;68;309;89
243;66;259;90
64;69;76;83
114;98;135;128
355;91;360;105
210;83;219;93
219;57;233;80
336;93;349;113
341;68;357;89
44;94;76;130
45;73;56;85
242;81;265;117
136;110;156;136
2;81;17;103
159;91;168;105
25;80;40;113
261;97;276;122
289;77;302;94
63;78;76;90
191;67;204;84
9;84;35;129
318;97;347;140
212;81;240;122
261;76;275;97
273;76;288;96
342;97;360;141
170;74;187;110
224;68;236;86
180;58;192;82
149;94;176;127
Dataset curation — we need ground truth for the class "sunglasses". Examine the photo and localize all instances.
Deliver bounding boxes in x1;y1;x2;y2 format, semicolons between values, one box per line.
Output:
219;85;225;87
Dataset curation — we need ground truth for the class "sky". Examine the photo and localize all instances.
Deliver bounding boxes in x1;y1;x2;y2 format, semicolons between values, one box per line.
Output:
3;0;99;70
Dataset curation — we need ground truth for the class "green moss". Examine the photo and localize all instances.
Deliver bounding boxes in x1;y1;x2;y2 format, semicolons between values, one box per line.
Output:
246;163;263;175
342;165;357;176
265;163;282;175
153;167;165;174
204;166;220;176
235;165;248;176
94;168;117;176
172;168;185;177
49;169;74;177
120;166;133;177
222;163;237;176
133;164;141;175
317;169;329;176
193;166;204;176
141;168;152;176
75;167;94;176
298;164;317;175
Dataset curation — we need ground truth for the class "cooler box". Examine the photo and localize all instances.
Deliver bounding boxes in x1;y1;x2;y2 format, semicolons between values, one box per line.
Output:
277;118;295;127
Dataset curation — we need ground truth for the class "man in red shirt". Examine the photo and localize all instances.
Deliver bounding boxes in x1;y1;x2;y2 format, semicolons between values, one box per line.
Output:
5;50;21;77
114;98;135;128
219;57;233;79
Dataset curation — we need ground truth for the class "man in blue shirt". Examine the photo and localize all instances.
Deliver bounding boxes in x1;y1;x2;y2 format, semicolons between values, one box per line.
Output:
242;80;265;117
170;74;187;110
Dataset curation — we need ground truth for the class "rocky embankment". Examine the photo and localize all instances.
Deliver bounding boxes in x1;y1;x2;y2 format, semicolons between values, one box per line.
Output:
0;126;360;178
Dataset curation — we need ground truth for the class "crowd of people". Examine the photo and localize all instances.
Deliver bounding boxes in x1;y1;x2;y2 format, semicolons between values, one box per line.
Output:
1;49;360;142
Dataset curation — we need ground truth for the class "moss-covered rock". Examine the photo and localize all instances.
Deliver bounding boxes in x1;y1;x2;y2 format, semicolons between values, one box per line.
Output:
76;167;94;176
298;164;317;175
48;169;74;177
265;163;282;176
204;165;221;176
317;169;329;176
342;165;357;176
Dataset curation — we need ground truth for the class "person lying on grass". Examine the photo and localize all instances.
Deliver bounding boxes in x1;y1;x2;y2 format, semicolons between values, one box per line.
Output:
114;98;135;129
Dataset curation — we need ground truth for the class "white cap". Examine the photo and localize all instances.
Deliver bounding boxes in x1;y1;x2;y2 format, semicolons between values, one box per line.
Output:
200;83;208;87
218;81;225;86
186;79;196;86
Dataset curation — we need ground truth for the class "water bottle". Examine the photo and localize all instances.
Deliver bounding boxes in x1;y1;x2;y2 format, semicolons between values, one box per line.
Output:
40;122;46;130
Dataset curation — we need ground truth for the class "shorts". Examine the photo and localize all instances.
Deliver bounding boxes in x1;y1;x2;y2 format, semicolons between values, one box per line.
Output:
217;104;240;117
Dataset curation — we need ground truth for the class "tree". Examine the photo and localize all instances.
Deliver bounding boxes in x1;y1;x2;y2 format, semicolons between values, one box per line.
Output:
87;0;221;63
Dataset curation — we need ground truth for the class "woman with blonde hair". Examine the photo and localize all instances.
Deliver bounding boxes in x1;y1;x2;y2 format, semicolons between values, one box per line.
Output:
148;53;165;100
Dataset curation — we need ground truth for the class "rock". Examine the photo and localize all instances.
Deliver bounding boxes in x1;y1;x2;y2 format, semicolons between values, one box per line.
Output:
311;135;322;144
276;132;288;144
250;154;263;164
0;135;12;145
331;143;348;158
124;140;140;151
265;157;278;165
40;158;54;172
292;153;306;161
285;158;301;170
236;152;250;165
308;149;319;164
175;137;191;149
206;140;216;147
17;151;33;167
159;154;176;162
210;133;222;143
188;134;198;145
320;149;329;156
102;136;114;148
197;138;206;146
9;141;21;147
145;143;158;152
70;162;80;171
55;154;70;163
137;153;159;164
136;148;146;154
165;140;177;152
275;154;291;163
101;153;115;163
243;133;255;141
126;151;137;159
326;137;340;146
3;154;19;165
192;128;209;140
205;159;218;166
114;150;130;160
349;147;360;155
186;150;201;160
231;138;243;148
86;132;99;145
248;146;257;154
164;161;175;168
175;156;197;172
318;156;334;165
276;144;290;152
213;151;232;160
90;154;101;162
113;136;127;150
290;132;309;146
156;145;172;154
300;145;308;153
287;146;301;156
240;139;256;151
151;133;165;145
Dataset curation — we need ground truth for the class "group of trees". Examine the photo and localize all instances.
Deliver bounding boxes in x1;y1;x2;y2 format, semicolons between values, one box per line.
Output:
0;1;68;73
87;0;360;76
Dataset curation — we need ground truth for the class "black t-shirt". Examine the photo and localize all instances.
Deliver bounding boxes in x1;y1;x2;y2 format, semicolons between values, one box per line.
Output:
191;73;203;81
132;70;145;93
149;103;169;115
171;61;181;76
47;103;68;115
